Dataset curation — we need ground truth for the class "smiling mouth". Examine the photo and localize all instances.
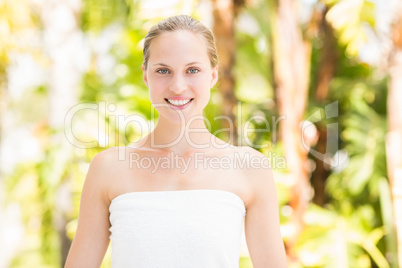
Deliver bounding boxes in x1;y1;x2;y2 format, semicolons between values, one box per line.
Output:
164;98;194;107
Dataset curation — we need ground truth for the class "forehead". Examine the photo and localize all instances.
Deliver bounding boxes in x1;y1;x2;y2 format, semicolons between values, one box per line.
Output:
147;30;210;64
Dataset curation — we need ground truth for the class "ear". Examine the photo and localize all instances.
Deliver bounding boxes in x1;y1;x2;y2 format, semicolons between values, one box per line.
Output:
210;65;219;88
142;64;149;88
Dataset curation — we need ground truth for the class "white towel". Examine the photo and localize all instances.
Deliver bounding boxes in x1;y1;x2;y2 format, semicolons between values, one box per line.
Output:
109;189;246;268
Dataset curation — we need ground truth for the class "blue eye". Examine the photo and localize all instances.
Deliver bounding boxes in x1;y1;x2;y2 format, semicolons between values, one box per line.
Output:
157;69;169;74
188;68;199;74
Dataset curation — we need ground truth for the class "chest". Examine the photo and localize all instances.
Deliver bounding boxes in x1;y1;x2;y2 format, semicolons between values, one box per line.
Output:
109;154;250;205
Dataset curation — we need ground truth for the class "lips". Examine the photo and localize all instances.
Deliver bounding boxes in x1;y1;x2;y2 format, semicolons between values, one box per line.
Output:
164;98;194;108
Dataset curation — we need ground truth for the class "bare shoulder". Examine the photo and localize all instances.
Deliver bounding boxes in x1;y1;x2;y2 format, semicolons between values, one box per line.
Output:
84;146;130;201
234;146;276;206
90;146;139;171
232;145;273;173
89;147;123;175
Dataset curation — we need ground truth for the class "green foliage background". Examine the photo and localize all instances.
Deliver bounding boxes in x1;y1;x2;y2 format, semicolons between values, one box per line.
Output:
0;0;398;267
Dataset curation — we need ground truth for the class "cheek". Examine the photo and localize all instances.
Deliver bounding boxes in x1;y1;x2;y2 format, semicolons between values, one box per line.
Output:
189;74;212;90
188;77;211;107
148;77;168;100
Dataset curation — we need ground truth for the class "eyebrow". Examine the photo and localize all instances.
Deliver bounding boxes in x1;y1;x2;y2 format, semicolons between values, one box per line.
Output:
152;62;202;67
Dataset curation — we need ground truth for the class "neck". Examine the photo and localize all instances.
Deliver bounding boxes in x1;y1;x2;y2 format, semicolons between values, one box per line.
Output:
145;113;216;156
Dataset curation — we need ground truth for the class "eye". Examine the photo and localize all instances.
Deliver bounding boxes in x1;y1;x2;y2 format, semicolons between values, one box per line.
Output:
187;68;199;74
157;69;169;74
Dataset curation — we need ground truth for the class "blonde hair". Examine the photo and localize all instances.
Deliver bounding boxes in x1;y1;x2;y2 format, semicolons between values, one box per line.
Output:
143;15;218;70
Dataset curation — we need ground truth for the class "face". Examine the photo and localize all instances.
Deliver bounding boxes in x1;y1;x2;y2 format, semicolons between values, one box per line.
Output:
142;30;218;124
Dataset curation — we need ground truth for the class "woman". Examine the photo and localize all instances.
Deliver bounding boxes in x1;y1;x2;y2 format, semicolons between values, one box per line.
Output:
65;15;287;267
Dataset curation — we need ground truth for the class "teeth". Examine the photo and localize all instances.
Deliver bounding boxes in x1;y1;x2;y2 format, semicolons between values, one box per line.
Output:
167;99;191;106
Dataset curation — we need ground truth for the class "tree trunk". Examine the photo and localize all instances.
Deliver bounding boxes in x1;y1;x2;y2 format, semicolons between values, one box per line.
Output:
271;0;312;261
311;7;338;207
211;0;242;145
386;4;402;266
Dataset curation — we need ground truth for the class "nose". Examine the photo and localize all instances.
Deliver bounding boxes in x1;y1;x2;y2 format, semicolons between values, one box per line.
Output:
169;73;187;94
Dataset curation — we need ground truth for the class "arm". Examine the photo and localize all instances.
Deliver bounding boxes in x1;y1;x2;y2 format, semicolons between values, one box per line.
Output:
244;152;287;267
65;151;112;268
